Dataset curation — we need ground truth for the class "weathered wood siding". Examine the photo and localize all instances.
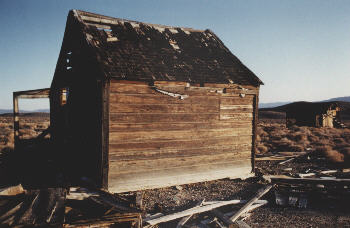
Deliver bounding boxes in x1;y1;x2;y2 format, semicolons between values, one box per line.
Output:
108;80;258;192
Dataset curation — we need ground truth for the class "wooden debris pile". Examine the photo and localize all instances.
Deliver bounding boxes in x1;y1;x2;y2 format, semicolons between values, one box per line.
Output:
255;151;308;162
65;187;141;228
0;186;66;226
0;185;141;227
143;185;273;228
260;150;350;209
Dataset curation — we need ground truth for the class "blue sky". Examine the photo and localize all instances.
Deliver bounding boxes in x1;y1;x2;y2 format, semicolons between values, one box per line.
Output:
1;0;350;110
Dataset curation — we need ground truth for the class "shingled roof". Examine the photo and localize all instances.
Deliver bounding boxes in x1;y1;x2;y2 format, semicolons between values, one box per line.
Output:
69;10;262;86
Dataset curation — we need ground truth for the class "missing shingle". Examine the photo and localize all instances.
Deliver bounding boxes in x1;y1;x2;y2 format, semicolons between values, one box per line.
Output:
169;28;178;34
183;29;191;35
154;26;165;33
129;22;140;28
169;39;180;50
107;37;119;42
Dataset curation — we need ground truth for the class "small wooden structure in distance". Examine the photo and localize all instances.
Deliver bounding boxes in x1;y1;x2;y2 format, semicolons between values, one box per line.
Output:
286;101;342;128
49;10;263;192
13;88;50;147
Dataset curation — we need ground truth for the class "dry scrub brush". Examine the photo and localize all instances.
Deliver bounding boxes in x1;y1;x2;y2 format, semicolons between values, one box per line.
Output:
0;116;49;150
257;122;350;164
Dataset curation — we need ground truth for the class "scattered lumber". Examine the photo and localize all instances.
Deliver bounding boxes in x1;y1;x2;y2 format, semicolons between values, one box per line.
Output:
144;213;164;222
65;188;142;228
343;168;350;173
298;173;316;178
279;151;311;165
256;152;307;161
211;209;235;227
229;185;273;222
223;200;268;218
67;187;132;212
146;199;245;225
279;157;295;165
264;176;350;186
176;201;204;228
319;170;337;174
145;199;267;226
235;220;251;228
320;177;337;180
64;212;142;228
0;188;66;227
0;184;24;196
212;200;268;227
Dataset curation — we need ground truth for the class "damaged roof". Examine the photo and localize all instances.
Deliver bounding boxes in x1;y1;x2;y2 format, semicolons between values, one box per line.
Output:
71;10;263;86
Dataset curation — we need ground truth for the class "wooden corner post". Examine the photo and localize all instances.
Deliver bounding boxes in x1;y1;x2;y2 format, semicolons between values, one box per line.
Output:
251;89;260;173
13;92;20;147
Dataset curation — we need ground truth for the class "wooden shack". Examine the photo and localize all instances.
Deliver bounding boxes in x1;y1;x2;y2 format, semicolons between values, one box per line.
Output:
49;10;263;193
285;101;342;128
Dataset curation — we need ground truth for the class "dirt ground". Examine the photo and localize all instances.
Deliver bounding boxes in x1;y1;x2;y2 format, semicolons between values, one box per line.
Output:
1;115;350;227
140;156;350;227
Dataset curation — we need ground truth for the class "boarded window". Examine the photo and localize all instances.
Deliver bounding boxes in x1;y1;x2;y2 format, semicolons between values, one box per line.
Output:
60;88;69;106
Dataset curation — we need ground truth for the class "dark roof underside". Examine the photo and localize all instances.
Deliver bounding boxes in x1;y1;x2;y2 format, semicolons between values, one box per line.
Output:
74;10;262;86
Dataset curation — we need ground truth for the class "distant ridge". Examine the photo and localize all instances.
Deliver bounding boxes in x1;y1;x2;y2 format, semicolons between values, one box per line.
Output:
0;109;49;114
321;96;350;103
259;102;291;109
260;96;350;109
260;100;350;120
0;109;50;116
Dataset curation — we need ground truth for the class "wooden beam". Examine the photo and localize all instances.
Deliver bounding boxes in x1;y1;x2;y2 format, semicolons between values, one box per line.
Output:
0;184;24;196
15;94;49;99
251;91;259;172
13;93;19;146
211;209;235;227
229;185;273;222
176;201;203;228
101;79;110;190
265;176;350;186
146;200;248;226
13;88;50;98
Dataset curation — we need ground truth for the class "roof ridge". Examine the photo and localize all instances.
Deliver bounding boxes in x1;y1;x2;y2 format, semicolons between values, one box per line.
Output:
73;9;205;32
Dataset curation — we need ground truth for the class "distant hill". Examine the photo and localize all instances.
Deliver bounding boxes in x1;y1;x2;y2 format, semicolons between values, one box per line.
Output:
0;109;49;115
0;109;12;114
260;96;350;109
260;101;350;120
322;96;350;103
259;102;291;109
0;112;49;117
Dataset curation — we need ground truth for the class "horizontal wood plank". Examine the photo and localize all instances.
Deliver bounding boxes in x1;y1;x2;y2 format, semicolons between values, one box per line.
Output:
109;144;252;161
110;93;220;105
221;96;253;105
110;84;256;96
109;127;252;143
204;83;258;90
110;113;220;123
110;103;219;113
108;161;252;193
109;154;252;174
109;121;252;132
220;113;253;121
109;135;252;151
